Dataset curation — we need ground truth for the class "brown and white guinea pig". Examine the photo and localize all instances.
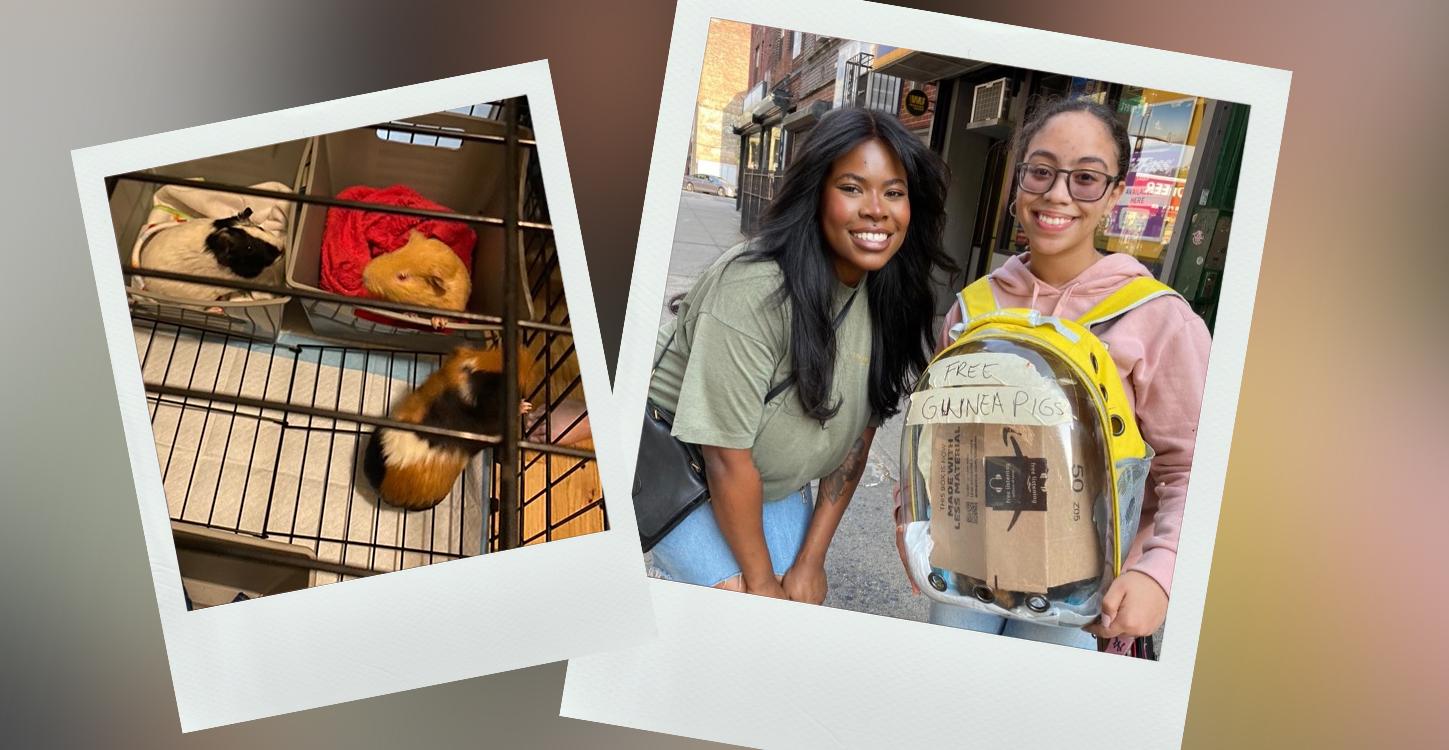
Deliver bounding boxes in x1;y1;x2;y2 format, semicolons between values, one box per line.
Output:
361;230;471;329
138;208;284;301
363;345;533;511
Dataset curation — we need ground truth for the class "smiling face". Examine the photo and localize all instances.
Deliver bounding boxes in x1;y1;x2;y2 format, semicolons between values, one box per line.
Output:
818;138;910;286
1015;111;1125;269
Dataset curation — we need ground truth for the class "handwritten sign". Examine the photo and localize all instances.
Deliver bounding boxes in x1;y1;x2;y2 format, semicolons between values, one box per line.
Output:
906;386;1073;427
926;353;1038;388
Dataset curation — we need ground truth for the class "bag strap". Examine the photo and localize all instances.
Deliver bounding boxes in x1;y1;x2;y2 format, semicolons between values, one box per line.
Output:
763;282;861;405
653;328;677;374
654;282;861;407
1076;277;1180;329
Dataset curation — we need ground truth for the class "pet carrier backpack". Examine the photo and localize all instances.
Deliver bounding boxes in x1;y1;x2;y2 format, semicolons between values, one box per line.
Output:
899;275;1180;627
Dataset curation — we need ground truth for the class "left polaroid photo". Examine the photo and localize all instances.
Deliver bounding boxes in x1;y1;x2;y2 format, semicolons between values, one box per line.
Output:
71;61;653;731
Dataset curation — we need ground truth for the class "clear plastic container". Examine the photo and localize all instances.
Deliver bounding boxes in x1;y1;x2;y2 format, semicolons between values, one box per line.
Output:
900;335;1146;627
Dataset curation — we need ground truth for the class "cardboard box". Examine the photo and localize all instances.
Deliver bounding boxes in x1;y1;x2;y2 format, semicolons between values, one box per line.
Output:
908;351;1105;594
921;422;1102;593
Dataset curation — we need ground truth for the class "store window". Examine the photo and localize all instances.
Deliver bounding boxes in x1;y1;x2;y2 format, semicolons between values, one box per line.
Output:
767;125;786;173
746;133;763;170
1070;77;1109;104
1101;87;1206;272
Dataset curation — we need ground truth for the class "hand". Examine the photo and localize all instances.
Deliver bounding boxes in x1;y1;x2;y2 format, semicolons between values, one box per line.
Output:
781;563;827;605
892;484;920;595
742;576;788;600
1084;570;1169;639
895;524;920;595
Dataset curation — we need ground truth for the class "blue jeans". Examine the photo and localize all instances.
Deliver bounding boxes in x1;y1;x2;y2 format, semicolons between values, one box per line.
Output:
649;485;813;587
928;601;1098;650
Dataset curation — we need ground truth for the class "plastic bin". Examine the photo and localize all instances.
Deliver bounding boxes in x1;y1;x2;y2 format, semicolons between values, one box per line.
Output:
172;522;318;607
108;139;310;340
287;110;535;349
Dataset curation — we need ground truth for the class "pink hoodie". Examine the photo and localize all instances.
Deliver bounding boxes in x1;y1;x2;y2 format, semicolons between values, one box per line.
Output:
936;252;1212;597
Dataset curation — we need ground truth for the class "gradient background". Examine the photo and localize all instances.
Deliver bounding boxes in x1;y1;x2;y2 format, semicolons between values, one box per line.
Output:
1;1;1443;747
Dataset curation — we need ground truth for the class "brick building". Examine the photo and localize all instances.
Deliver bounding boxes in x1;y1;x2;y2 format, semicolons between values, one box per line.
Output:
687;19;751;186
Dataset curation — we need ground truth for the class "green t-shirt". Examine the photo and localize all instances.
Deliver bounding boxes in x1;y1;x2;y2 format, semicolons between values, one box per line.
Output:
649;243;874;501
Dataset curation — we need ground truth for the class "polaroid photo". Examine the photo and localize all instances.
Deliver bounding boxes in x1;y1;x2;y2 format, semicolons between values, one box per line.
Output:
71;60;654;732
562;1;1289;747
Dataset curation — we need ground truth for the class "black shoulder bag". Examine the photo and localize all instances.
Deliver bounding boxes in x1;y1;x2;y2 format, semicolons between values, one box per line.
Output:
634;286;859;552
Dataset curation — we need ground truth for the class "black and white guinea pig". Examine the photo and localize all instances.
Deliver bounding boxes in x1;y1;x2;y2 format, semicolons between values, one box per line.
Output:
137;208;284;302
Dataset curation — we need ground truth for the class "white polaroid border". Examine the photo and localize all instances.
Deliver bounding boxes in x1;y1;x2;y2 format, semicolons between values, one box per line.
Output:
71;60;654;732
562;1;1290;747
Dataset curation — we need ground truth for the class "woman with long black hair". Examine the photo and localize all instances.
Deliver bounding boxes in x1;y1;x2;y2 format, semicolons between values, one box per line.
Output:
645;106;955;602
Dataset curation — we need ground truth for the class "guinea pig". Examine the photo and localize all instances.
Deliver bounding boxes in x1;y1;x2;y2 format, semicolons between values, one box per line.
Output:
363;345;533;511
361;230;471;330
958;573;1022;612
137;208;284;302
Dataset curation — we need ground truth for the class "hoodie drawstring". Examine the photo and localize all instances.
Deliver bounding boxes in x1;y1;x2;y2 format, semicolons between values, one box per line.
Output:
1027;280;1078;317
1054;283;1078;317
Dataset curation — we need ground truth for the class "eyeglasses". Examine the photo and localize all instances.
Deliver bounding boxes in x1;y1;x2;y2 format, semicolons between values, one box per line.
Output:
1015;162;1120;202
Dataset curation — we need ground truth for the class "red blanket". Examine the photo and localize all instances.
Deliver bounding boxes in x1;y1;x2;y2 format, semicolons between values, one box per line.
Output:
319;184;476;297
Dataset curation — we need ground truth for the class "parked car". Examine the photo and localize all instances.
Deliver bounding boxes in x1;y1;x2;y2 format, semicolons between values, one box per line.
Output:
682;173;735;197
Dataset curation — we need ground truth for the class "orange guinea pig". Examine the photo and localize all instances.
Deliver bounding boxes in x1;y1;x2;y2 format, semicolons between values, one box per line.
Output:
363;345;533;511
361;230;471;329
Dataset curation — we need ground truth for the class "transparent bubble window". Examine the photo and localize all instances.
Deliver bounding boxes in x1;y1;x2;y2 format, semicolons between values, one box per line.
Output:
901;336;1124;625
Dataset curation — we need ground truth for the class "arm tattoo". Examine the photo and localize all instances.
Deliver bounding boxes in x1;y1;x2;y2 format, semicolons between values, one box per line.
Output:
819;436;869;506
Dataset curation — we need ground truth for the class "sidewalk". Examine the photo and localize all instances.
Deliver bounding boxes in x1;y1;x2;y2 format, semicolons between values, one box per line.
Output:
659;190;930;623
661;191;747;305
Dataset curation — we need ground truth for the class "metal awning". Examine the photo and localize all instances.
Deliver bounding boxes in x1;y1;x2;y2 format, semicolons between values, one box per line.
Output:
782;100;830;132
873;48;989;82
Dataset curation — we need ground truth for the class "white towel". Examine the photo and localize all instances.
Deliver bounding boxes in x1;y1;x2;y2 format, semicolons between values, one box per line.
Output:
130;180;294;302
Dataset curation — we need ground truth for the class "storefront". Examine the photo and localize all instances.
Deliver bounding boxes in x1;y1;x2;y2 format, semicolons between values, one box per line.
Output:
874;51;1249;331
734;80;792;234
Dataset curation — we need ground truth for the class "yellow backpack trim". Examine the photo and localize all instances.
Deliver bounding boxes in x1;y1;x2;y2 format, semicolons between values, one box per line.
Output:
959;277;998;321
1076;276;1179;329
940;273;1180;574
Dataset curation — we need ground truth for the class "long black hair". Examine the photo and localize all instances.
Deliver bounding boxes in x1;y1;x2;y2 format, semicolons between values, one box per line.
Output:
740;106;955;423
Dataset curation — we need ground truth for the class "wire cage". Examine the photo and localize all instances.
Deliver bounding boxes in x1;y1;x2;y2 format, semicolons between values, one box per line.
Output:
110;97;606;607
136;318;492;581
493;130;606;550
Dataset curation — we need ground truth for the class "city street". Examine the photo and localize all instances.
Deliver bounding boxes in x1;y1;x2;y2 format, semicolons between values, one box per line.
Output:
655;190;930;623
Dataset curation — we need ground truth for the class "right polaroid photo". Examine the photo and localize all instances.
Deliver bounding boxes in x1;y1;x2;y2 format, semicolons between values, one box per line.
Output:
646;18;1243;655
565;1;1288;748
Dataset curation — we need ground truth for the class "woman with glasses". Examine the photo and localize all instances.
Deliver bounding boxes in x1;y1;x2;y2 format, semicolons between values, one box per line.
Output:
895;97;1212;650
